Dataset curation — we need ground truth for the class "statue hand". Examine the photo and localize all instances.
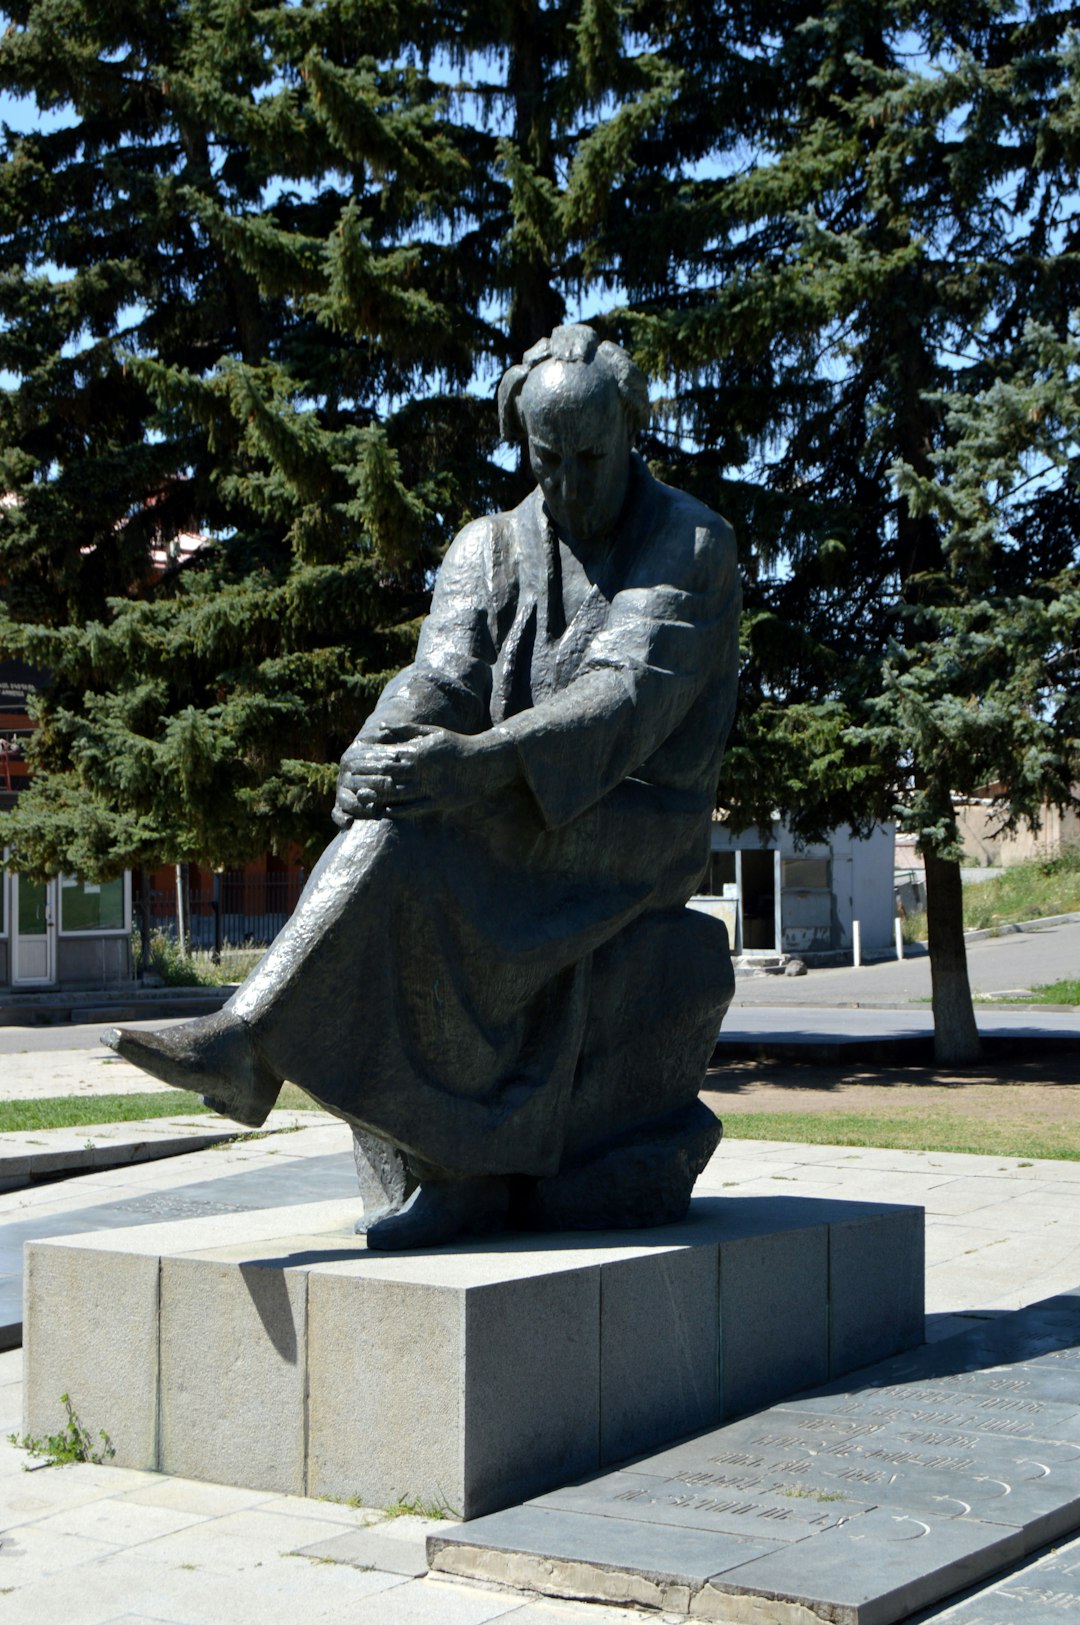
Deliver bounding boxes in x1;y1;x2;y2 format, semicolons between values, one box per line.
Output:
334;727;515;823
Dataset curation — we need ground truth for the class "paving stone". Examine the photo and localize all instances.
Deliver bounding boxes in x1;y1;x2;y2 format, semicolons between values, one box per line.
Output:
116;1475;278;1517
0;1520;123;1584
17;1495;208;1544
292;1523;430;1576
345;1576;533;1623
0;1542;404;1625
698;1506;1025;1625
0;1462;160;1529
119;1505;351;1575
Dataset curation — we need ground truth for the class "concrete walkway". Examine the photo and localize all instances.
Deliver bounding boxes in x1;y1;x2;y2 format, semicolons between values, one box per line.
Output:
4;1123;1080;1621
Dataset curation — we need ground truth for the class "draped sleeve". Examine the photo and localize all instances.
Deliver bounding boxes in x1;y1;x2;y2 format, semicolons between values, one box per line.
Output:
496;516;739;830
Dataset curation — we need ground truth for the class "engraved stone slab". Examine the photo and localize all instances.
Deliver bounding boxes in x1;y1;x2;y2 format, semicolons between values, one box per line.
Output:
777;1385;1080;1447
529;1466;872;1543
936;1531;1080;1622
428;1502;781;1591
700;1505;1025;1625
634;1413;1080;1549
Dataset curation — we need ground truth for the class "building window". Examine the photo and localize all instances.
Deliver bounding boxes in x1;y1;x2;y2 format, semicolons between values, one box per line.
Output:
60;874;125;933
782;857;831;891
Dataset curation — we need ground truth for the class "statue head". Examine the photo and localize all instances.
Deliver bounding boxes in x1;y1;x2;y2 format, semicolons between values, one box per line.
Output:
497;325;649;548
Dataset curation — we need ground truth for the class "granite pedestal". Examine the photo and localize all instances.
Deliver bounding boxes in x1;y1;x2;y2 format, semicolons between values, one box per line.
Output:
23;1193;923;1520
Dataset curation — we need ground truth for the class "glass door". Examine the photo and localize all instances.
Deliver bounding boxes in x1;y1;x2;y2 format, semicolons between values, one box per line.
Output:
12;875;56;985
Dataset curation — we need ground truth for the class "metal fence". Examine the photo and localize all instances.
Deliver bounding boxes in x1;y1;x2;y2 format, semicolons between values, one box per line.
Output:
138;869;306;949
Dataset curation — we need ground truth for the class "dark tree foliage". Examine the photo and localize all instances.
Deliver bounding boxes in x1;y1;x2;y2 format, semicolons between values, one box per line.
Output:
0;0;498;877
624;0;1080;1061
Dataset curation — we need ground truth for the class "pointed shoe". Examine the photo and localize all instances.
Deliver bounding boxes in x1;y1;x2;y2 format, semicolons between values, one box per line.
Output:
101;1009;281;1128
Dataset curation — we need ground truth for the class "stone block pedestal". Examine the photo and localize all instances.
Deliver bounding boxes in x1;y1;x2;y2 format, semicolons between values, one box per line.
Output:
23;1193;923;1520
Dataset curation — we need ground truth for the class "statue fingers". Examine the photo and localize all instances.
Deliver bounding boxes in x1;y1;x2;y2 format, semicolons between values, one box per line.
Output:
336;785;382;821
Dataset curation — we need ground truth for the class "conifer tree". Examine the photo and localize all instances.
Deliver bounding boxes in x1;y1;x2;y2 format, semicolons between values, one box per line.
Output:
627;0;1080;1061
0;0;492;881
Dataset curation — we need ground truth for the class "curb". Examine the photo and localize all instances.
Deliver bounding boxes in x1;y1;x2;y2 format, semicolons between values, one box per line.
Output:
0;1108;315;1191
0;984;237;1027
963;909;1080;942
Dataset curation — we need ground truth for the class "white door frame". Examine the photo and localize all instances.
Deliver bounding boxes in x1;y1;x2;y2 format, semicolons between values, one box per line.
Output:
11;874;57;986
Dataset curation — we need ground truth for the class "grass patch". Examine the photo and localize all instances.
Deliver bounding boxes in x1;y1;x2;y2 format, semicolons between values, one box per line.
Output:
1010;979;1080;1005
901;851;1080;943
0;1083;324;1134
383;1494;454;1520
134;931;266;987
723;1111;1080;1160
964;850;1080;931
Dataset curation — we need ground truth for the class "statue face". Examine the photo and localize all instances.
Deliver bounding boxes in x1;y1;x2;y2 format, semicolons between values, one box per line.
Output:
520;360;631;548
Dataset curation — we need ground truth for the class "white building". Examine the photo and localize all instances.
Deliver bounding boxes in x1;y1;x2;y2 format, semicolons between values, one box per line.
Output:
691;817;896;962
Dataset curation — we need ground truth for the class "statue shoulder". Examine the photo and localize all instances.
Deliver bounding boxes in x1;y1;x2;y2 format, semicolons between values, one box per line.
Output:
642;472;736;583
439;511;513;577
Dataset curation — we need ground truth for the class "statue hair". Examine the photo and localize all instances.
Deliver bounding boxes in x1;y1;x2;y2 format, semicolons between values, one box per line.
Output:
497;323;650;444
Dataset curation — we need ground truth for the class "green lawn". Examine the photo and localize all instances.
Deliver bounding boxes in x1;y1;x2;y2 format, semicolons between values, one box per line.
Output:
723;1112;1080;1160
0;1084;323;1134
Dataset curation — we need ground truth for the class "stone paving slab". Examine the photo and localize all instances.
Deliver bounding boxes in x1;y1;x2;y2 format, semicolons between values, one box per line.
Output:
295;1523;432;1576
429;1291;1080;1624
928;1532;1080;1621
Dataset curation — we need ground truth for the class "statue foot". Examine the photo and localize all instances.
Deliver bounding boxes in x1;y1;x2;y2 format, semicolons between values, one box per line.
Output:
364;1177;509;1251
101;1010;281;1129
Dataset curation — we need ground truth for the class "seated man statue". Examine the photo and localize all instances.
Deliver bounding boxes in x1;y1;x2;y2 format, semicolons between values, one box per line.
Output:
106;324;742;1249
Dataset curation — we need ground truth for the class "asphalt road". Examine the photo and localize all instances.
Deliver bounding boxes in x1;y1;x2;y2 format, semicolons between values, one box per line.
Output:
733;914;1080;1005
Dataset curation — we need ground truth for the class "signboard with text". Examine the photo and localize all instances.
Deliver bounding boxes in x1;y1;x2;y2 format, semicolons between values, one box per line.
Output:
0;659;47;805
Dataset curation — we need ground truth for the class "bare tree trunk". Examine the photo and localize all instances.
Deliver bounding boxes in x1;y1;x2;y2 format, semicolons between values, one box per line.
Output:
925;850;981;1065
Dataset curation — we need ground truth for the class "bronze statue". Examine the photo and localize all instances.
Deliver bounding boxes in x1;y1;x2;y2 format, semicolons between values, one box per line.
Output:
105;325;741;1249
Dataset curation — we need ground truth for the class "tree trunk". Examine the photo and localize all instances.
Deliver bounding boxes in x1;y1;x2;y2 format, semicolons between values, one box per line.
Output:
924;850;981;1065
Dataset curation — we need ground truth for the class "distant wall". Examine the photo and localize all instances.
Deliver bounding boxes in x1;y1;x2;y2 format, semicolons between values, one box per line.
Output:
957;800;1080;868
57;935;131;987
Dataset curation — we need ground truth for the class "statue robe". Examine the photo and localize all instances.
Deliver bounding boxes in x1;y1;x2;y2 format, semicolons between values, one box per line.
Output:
230;455;741;1179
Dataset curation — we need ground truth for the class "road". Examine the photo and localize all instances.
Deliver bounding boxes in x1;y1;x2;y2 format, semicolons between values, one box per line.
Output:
732;913;1080;1005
